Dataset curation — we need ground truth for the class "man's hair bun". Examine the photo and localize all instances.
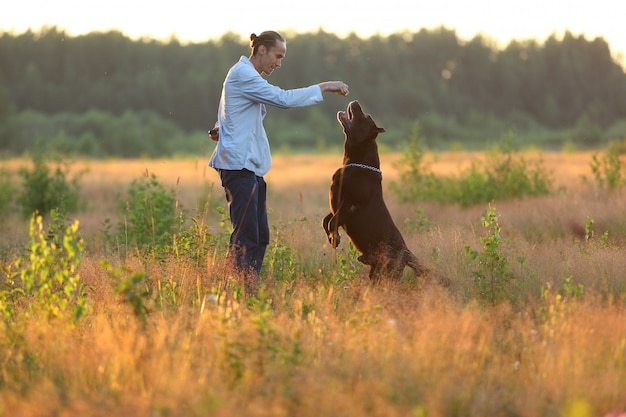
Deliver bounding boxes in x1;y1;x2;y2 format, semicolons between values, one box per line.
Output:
249;31;284;52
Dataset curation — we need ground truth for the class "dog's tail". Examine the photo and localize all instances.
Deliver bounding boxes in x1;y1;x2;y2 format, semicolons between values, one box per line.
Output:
406;250;428;277
406;249;452;287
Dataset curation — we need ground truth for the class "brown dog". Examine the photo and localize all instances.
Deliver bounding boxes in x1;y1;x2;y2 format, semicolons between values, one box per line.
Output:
322;100;428;282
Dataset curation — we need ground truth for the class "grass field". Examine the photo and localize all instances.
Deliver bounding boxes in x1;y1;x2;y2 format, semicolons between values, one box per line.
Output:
1;151;626;417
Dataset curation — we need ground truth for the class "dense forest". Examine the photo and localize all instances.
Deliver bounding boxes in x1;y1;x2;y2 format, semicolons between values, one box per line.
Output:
1;26;626;157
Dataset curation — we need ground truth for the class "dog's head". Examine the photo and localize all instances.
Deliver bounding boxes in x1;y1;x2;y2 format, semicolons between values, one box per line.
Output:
337;101;385;146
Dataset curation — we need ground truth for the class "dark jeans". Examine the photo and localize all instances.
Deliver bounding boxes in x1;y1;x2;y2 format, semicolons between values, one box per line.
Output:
219;169;269;292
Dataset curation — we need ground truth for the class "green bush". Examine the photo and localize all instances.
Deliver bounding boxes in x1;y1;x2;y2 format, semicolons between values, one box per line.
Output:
588;141;624;190
0;169;14;220
465;206;515;306
118;172;179;251
461;139;552;203
170;214;218;266
393;131;553;207
0;211;88;322
264;221;300;284
391;128;442;203
17;144;84;217
102;261;152;326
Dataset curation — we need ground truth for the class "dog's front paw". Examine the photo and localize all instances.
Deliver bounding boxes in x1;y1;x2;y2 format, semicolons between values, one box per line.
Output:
328;232;341;249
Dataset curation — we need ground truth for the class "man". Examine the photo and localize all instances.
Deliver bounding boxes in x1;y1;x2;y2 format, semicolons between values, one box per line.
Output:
209;30;349;294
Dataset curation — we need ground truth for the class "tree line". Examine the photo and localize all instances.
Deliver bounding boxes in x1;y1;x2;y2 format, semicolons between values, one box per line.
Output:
1;26;626;157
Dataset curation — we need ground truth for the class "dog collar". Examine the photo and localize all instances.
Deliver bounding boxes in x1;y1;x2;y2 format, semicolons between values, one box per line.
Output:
344;163;382;175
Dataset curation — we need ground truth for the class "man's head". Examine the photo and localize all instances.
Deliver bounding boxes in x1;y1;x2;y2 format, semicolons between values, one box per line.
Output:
250;31;286;75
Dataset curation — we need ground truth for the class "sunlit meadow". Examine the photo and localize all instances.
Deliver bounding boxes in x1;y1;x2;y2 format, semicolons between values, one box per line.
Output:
1;151;626;417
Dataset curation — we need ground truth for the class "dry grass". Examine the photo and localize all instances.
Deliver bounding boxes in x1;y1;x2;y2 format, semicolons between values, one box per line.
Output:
1;151;626;417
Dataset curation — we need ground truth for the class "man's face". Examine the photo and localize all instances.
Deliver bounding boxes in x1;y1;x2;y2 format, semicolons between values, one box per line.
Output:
259;41;286;75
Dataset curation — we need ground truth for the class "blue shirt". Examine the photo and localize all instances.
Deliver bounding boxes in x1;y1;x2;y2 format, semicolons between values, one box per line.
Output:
209;56;324;176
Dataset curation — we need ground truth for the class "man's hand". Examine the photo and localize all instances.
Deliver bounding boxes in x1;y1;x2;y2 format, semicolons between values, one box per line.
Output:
319;81;349;96
209;127;219;142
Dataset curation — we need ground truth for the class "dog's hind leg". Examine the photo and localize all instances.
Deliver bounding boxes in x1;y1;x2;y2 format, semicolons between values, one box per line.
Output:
357;254;373;265
368;263;385;284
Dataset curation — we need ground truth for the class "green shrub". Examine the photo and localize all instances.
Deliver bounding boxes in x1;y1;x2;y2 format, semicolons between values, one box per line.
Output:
403;207;435;233
17;144;84;217
118;171;178;251
102;261;152;325
0;211;88;322
170;213;218;266
0;169;14;220
540;276;585;323
393;131;553;207
469;138;552;202
264;221;300;284
391;128;442;203
589;141;624;190
575;216;609;253
465;206;515;306
331;242;363;286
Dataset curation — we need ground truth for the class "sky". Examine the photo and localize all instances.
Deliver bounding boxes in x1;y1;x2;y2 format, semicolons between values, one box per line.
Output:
1;0;624;65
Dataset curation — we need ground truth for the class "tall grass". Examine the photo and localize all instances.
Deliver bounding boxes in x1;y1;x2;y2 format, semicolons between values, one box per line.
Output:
1;153;626;417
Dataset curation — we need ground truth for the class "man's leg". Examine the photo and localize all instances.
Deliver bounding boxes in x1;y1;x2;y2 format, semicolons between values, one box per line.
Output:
250;176;270;278
220;169;261;292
